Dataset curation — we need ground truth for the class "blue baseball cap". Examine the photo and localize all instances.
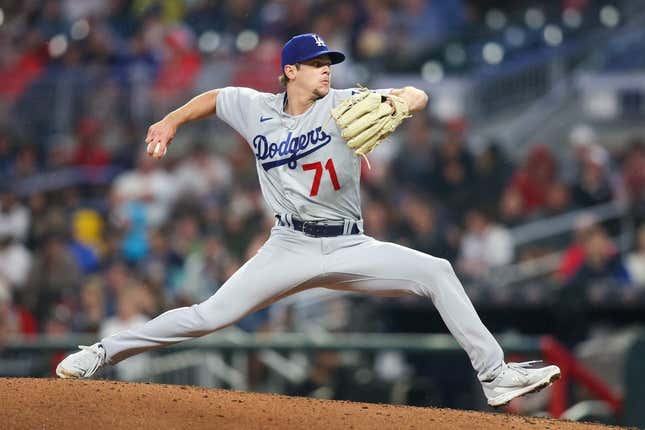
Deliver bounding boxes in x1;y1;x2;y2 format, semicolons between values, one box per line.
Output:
281;33;345;69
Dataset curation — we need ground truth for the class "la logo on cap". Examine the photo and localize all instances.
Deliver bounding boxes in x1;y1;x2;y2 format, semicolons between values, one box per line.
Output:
311;34;326;47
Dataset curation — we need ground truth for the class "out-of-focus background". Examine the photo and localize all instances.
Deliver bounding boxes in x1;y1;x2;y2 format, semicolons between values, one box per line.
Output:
1;0;644;427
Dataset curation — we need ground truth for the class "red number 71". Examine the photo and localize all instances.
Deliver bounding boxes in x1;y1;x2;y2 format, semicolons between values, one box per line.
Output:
302;158;341;197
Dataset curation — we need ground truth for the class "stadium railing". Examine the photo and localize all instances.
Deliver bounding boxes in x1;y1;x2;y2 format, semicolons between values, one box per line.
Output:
2;331;631;422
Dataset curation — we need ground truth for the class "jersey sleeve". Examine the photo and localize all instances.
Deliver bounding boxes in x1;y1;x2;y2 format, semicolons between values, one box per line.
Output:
216;86;260;140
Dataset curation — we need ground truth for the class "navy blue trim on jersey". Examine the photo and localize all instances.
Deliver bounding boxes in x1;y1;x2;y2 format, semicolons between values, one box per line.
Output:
253;126;332;171
260;138;331;171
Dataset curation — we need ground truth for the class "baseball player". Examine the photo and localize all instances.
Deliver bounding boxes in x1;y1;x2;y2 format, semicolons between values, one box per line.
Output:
56;33;560;407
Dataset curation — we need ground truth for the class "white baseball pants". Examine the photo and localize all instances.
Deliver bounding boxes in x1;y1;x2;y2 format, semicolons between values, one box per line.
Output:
101;226;504;381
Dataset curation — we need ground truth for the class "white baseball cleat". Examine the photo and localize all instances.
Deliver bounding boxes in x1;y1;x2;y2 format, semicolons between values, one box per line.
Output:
56;343;107;379
482;361;561;407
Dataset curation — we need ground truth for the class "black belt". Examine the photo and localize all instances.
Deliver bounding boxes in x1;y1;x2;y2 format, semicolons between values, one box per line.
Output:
278;216;360;237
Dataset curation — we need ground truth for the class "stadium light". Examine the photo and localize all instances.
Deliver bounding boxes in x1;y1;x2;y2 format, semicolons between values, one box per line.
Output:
421;61;443;83
71;20;90;41
485;9;507;31
525;8;545;30
483;43;504;64
600;5;620;27
49;34;68;58
199;31;221;53
543;25;563;46
433;94;463;120
236;30;259;52
562;8;582;28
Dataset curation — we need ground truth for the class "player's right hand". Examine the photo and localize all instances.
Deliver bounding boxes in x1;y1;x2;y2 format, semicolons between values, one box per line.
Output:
145;118;177;159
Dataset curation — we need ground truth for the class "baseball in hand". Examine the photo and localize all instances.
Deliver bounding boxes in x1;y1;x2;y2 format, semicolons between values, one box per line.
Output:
148;142;166;158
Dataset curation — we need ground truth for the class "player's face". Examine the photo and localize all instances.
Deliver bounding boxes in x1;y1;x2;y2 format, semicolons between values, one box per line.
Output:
297;55;332;98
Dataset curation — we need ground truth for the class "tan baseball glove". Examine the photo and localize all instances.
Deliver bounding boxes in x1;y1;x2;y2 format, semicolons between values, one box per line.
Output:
331;87;411;157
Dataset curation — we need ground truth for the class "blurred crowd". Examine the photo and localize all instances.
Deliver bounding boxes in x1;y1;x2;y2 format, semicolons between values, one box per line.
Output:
1;118;644;345
0;0;644;350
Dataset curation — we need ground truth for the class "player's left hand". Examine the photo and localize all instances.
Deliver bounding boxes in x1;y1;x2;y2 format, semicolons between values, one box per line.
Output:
145;118;177;159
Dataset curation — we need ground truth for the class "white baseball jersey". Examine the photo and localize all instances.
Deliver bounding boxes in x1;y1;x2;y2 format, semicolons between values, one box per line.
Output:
216;87;384;222
100;86;505;386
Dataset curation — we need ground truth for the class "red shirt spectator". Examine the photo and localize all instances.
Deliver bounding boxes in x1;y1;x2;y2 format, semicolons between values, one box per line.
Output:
153;27;202;97
508;145;557;215
70;118;111;168
0;39;48;102
622;140;645;205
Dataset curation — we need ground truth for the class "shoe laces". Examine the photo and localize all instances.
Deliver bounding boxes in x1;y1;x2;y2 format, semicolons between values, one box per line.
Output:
79;344;104;356
78;344;106;371
506;360;543;376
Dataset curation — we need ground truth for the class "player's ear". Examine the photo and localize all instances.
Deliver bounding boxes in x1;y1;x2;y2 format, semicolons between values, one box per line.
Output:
284;64;298;80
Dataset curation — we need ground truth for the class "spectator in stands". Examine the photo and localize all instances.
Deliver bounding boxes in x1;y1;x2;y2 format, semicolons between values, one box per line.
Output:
0;278;37;343
0;231;32;290
497;187;527;227
564;227;631;296
472;140;513;215
0;132;16;175
169;213;202;260
399;194;457;261
571;145;614;208
101;260;134;317
173;142;233;199
138;227;175;292
111;151;178;227
563;124;609;186
43;304;73;338
362;199;392;241
457;209;514;279
542;181;574;217
24;232;82;327
626;224;645;288
173;233;231;305
432;119;476;215
70;117;111;168
183;0;222;36
0;187;31;243
36;0;69;39
68;209;103;273
25;192;61;249
555;215;608;283
100;286;151;381
0;280;16;348
507;144;557;216
0;24;47;104
117;201;149;264
621;138;645;223
391;114;436;188
73;277;105;335
151;25;202;115
356;1;393;62
391;0;466;59
11;145;39;183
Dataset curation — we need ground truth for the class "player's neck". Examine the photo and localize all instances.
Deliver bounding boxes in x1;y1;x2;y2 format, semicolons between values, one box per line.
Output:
284;87;317;116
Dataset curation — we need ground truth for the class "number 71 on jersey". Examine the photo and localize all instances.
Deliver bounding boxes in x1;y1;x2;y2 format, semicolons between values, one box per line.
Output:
302;158;340;197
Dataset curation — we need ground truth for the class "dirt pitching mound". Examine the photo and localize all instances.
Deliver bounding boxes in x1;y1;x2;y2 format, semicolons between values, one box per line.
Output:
0;378;625;429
